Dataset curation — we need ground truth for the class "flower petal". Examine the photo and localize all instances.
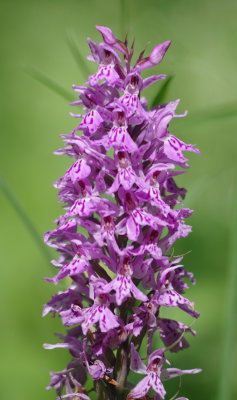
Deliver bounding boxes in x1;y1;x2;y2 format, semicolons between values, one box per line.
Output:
163;134;200;164
149;372;166;399
127;375;151;399
79;110;103;134
99;307;119;332
65;159;91;183
108;126;138;152
130;343;147;374
161;367;202;381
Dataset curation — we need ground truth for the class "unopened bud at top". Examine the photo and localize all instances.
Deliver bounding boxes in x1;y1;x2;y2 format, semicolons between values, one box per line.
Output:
136;40;171;70
96;25;116;45
150;40;172;65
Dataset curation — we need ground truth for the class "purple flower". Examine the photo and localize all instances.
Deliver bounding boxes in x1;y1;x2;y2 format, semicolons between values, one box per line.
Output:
157;318;196;352
136;41;172;71
43;25;201;399
82;294;119;334
103;255;148;305
128;344;201;399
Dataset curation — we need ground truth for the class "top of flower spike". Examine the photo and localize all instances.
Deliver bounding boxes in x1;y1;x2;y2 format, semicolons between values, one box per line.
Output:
136;40;172;70
96;26;116;45
96;25;128;55
96;24;171;69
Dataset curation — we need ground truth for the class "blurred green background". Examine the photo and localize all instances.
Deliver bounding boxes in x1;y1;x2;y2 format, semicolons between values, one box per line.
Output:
1;0;237;399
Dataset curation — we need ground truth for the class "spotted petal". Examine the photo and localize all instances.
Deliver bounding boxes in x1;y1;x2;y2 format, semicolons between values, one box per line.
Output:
79;110;103;134
149;372;166;399
82;305;119;334
65;159;91;183
68;198;98;218
60;305;84;327
161;367;202;381
107;167;136;193
158;288;194;308
44;258;90;285
89;65;120;87
108;125;138;152
127;376;151;399
163;134;200;164
98;306;119;332
127;209;168;241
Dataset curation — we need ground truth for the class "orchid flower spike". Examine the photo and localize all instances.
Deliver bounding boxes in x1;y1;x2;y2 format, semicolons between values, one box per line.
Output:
43;26;201;400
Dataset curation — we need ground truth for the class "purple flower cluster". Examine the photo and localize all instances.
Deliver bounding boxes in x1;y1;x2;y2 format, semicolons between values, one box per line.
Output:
43;26;201;400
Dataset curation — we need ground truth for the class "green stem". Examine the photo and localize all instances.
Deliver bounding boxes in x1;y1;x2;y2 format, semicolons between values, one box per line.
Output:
217;176;237;400
95;381;108;400
0;177;51;264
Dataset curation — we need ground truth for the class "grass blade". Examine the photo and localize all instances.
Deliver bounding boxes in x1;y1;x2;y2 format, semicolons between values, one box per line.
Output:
195;104;237;122
25;66;74;101
217;175;237;400
66;32;91;79
177;102;237;128
151;75;174;108
120;0;128;39
0;177;51;264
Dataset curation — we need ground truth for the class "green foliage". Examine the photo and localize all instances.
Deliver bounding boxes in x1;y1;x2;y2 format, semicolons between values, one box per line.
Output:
25;66;74;101
0;177;51;263
151;75;174;108
66;32;91;79
217;175;237;400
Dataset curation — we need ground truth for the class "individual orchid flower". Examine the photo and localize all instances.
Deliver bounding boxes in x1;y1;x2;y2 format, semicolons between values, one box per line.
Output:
44;245;103;285
128;344;201;399
157;318;196;352
105;107;138;152
87;39;121;87
107;150;136;193
103;255;148;305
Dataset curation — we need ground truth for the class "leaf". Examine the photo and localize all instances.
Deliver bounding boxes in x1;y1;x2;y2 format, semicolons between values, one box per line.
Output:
66;32;91;79
151;75;174;108
217;173;237;400
25;66;74;101
0;177;52;263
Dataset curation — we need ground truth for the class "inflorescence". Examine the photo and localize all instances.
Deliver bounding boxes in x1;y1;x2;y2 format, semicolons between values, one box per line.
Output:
43;26;201;400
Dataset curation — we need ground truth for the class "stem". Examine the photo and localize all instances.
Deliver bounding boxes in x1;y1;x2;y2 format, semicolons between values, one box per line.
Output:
95;380;109;400
114;341;129;400
117;346;129;387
